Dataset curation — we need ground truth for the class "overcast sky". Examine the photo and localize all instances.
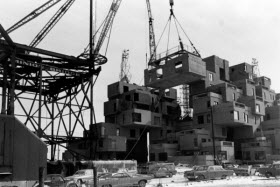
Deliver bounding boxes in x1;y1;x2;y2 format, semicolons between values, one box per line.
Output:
1;0;280;124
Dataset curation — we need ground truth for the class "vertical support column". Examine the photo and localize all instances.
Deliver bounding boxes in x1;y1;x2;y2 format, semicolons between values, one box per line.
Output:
7;52;15;115
89;0;96;160
69;89;72;136
38;167;44;187
1;60;8;114
147;131;150;162
51;101;55;161
93;166;97;187
38;60;42;137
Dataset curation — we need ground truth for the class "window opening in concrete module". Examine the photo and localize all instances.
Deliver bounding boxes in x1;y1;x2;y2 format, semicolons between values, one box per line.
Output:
256;104;260;113
113;103;117;111
125;94;131;101
132;112;141;122
194;138;198;146
263;92;266;99
233;93;236;101
252;88;255;96
267;114;271;120
244;65;247;71
244;113;248;123
156;68;163;79
209;73;213;81
207;101;211;108
249;74;253;80
234;111;239;120
123;86;129;92
130;129;136;138
99;140;103;148
222;128;227;136
207;114;211;123
116;128;120;136
134;93;139;101
101;126;106;136
175;61;183;69
154;116;160;125
197;115;204;124
165;89;170;96
220;68;226;80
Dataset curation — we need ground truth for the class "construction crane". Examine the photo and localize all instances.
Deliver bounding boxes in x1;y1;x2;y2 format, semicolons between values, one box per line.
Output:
80;0;122;65
93;0;121;56
29;0;76;48
146;0;157;63
0;0;62;38
119;49;131;83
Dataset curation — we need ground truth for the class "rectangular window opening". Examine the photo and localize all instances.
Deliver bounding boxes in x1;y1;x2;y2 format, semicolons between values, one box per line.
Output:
175;61;183;69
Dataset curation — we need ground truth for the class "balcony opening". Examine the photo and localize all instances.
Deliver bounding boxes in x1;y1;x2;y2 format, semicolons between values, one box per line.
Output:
175;61;183;69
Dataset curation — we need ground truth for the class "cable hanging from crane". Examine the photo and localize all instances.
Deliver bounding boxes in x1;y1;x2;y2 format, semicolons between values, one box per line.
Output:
149;0;201;67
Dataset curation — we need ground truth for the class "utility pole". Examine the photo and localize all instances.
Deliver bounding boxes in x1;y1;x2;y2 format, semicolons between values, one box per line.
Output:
210;106;216;164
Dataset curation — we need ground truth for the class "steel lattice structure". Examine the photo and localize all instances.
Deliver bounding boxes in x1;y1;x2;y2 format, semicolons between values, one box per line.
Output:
0;24;106;160
0;0;122;160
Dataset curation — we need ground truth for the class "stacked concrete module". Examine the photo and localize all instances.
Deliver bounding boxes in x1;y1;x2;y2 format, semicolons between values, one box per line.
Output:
0;115;47;182
144;53;206;89
103;81;180;162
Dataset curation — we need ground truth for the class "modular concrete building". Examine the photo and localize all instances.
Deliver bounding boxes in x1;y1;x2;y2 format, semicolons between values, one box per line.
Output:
64;48;279;165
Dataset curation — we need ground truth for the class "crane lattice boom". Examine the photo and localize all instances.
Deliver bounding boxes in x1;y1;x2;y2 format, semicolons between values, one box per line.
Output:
0;0;62;38
29;0;75;48
146;0;156;62
93;0;122;56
